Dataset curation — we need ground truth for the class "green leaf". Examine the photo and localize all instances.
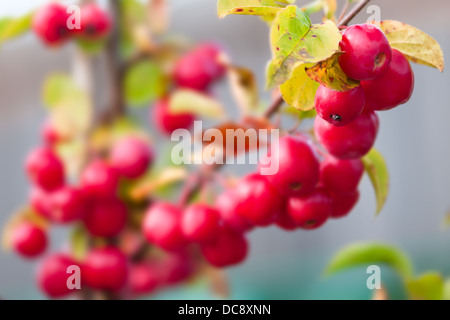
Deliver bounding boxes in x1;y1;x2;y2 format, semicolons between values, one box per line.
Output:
43;74;93;137
305;52;360;91
120;0;148;57
280;63;319;111
70;225;89;261
405;272;444;300
374;20;444;72
169;89;225;119
442;278;450;300
124;60;166;106
362;148;390;216
0;13;33;44
325;242;413;279
267;6;341;88
217;0;286;18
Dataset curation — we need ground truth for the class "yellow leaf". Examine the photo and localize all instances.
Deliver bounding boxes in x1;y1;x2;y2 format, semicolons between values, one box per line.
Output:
227;65;259;113
169;90;225;119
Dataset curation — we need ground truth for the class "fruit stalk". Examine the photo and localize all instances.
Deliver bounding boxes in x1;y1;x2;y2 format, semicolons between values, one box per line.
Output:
338;0;372;27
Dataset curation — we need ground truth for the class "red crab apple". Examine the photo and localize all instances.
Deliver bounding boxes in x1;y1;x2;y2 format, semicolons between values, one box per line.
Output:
129;262;161;296
77;4;112;39
81;159;119;198
82;247;129;291
83;196;127;237
30;187;53;219
152;98;195;135
362;49;415;111
314;112;379;159
33;3;71;46
315;85;365;127
26;147;65;192
339;24;392;81
320;155;364;193
12;222;47;258
215;190;253;233
50;187;86;223
330;190;360;219
38;254;78;298
181;204;221;243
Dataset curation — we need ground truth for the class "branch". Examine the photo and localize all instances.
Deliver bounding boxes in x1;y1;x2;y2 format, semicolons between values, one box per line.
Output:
338;0;372;27
263;93;285;119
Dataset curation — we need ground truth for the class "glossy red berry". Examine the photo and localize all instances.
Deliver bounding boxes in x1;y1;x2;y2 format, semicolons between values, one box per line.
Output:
41;121;63;146
152;98;195;135
83;197;127;237
82;247;129;291
215;190;253;233
38;254;78;298
181;204;221;243
339;24;392;81
30;187;53;219
315;85;365;127
235;174;285;227
142;202;185;251
26;147;65;192
81;160;119;198
110;137;154;179
33;3;71;46
259;135;320;197
362;49;415;111
314;111;379;159
78;4;112;39
129;262;161;296
194;43;227;80
50;187;86;223
159;253;195;285
330;190;360;219
12;222;47;258
320;155;364;192
287;188;333;230
200;227;248;268
276;210;298;231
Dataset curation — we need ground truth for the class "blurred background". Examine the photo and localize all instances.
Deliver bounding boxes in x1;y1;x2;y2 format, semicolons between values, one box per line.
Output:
1;0;450;299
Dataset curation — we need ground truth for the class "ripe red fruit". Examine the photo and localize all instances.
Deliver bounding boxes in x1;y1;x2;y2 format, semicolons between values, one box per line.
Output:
41;121;62;146
314;111;379;159
200;227;248;268
259;135;320;197
339;24;392;81
320;156;364;192
81;160;119;198
152;98;195;135
37;254;78;298
174;43;225;91
78;4;112;39
110;137;154;179
215;190;253;233
287;188;333;230
160;253;195;285
83;197;127;237
129;262;161;296
26;147;65;192
32;3;71;46
181;204;221;243
82;247;129;291
276;210;298;231
50;187;86;223
30;187;53;218
330;190;360;219
362;49;415;111
234;174;285;227
142;202;185;251
315;85;365;127
12;222;47;258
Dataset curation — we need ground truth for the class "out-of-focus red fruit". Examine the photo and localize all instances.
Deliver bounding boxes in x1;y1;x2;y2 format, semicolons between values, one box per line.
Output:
194;43;227;80
41;121;62;146
276;210;298;231
30;187;53;218
215;190;253;233
32;3;71;46
50;187;86;223
129;262;161;296
314;112;379;159
160;253;195;285
77;4;112;39
82;247;129;291
330;190;360;219
259;135;320;197
234;174;285;227
201;227;248;268
110;137;154;179
287;188;333;230
152;98;195;135
12;222;47;258
142;202;185;251
181;204;221;243
38;254;78;298
26;147;65;192
339;24;392;81
83;196;127;237
361;49;415;111
81;159;119;198
320;155;364;193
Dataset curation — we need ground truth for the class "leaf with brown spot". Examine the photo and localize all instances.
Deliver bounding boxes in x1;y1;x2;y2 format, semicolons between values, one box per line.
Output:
306;52;360;92
227;65;259;113
373;20;444;72
217;0;287;18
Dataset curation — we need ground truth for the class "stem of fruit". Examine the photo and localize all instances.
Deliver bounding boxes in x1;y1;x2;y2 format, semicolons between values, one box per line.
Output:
338;0;372;27
337;0;350;25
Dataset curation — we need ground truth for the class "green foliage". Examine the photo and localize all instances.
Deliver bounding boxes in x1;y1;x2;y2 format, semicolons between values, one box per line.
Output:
217;0;287;18
405;272;444;300
280;63;318;111
362;148;390;216
70;225;89;262
124;60;166;107
0;12;33;45
169;90;225;119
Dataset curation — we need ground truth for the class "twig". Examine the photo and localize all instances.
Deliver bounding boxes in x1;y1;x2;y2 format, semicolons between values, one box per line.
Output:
263;93;285;119
337;0;350;25
338;0;372;27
